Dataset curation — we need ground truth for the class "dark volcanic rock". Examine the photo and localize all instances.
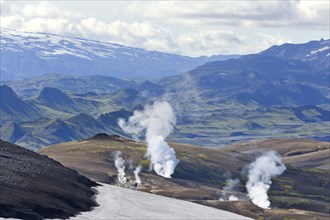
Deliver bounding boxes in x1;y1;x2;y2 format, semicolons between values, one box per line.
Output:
0;140;98;219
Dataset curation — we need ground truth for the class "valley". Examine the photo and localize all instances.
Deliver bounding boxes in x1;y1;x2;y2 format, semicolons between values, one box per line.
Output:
1;79;329;149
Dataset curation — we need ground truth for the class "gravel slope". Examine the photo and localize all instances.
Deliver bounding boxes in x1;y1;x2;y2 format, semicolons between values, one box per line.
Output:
0;140;98;220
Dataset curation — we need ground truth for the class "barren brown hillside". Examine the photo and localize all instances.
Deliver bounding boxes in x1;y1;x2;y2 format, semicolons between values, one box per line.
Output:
39;135;330;219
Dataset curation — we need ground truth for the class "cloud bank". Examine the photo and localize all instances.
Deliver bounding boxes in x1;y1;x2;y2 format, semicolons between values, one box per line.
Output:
127;1;329;30
1;1;328;56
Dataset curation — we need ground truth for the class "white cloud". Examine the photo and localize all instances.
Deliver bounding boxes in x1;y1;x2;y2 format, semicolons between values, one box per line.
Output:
1;15;25;28
127;1;329;30
79;19;180;53
3;1;321;56
22;1;60;18
0;1;247;56
239;33;293;54
258;33;292;48
178;30;244;56
1;2;180;54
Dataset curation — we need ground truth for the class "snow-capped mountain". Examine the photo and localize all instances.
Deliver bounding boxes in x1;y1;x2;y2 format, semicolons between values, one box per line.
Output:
258;39;330;71
0;29;238;81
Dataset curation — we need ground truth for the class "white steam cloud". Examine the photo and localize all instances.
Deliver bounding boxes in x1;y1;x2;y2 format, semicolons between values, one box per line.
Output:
228;195;239;201
114;151;127;184
118;101;179;178
219;172;240;201
224;178;240;192
246;150;286;209
134;165;142;186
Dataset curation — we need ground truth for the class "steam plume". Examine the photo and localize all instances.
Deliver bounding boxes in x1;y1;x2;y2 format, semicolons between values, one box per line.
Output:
224;178;240;192
228;195;239;201
118;101;179;178
219;172;240;201
246;150;286;209
134;165;142;186
114;151;127;184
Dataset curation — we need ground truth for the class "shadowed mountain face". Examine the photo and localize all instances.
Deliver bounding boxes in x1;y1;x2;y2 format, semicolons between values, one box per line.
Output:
0;140;98;220
98;109;132;130
67;113;104;130
0;85;41;123
0;122;26;143
37;87;78;113
38;87;74;106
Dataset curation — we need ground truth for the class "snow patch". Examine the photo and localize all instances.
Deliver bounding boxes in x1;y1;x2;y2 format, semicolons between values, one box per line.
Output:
310;46;330;55
70;183;252;219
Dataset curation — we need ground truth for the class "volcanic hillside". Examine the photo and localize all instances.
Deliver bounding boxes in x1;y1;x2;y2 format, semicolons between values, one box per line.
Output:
0;140;98;220
39;134;330;220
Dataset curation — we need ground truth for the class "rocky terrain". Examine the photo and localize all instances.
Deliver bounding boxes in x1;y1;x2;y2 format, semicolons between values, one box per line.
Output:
39;134;330;219
0;140;98;219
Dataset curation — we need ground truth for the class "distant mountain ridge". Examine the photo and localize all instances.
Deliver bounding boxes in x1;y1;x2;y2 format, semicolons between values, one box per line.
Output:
258;39;330;70
0;85;41;122
161;39;330;107
0;29;239;81
156;38;330;145
1;37;329;148
2;73;136;98
1;82;329;149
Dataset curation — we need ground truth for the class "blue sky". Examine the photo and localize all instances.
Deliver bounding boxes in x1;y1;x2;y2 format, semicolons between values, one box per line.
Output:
1;0;329;56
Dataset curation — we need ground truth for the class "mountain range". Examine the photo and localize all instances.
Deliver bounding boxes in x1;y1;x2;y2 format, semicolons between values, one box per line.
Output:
0;29;238;81
1;80;329;149
1;31;329;149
